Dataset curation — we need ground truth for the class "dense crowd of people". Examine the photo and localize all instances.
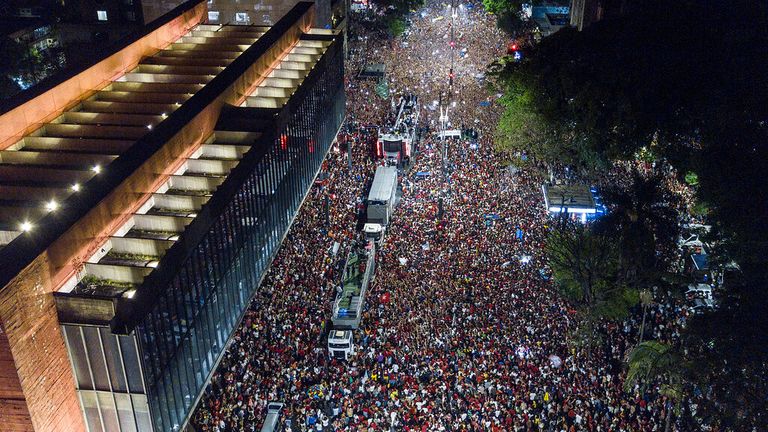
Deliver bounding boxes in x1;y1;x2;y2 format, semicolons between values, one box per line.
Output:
191;1;692;430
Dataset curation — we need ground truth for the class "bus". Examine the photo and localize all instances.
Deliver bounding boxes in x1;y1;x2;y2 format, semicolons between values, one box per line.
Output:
330;240;376;330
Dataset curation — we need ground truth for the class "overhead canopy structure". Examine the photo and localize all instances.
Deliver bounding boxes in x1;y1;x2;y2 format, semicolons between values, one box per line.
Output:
542;183;604;222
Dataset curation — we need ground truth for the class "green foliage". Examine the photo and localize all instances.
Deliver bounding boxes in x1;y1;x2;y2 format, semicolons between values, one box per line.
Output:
488;56;608;170
689;200;709;218
387;16;407;38
482;0;538;15
594;171;680;285
547;224;637;320
684;171;699;186
624;341;684;397
500;0;768;424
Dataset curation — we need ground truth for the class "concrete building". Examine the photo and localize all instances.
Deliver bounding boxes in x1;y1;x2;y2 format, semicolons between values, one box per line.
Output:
0;1;345;430
569;0;631;31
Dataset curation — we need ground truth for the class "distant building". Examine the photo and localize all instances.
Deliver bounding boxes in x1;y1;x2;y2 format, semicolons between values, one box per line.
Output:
0;17;65;91
569;0;630;31
0;17;59;52
530;3;571;37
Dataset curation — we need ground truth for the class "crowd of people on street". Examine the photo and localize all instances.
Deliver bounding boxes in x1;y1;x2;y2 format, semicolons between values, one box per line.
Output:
192;1;692;430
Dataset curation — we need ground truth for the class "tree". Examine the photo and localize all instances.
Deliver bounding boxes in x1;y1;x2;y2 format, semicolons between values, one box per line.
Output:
488;56;603;169
683;272;768;429
637;289;653;343
493;0;768;168
625;341;686;432
547;224;637;320
594;171;680;285
386;16;407;38
494;0;768;425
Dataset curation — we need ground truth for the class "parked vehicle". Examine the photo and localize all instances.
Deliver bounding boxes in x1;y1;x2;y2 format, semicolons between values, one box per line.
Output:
260;401;284;432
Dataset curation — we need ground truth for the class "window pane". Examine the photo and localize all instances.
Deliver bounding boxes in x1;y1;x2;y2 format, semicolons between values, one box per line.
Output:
83;327;110;391
132;394;153;432
97;392;119;432
99;328;127;392
80;391;103;432
64;326;93;390
118;335;144;394
115;393;137;432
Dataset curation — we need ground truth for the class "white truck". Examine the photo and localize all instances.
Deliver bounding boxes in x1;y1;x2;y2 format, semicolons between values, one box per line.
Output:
327;329;354;360
367;165;398;226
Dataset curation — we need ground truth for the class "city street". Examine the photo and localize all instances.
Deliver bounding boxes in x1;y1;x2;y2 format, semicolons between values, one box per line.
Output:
192;1;687;431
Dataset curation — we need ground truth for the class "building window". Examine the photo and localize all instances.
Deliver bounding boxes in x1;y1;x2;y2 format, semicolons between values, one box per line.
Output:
97;10;108;21
208;11;220;22
235;12;249;23
126;10;135;21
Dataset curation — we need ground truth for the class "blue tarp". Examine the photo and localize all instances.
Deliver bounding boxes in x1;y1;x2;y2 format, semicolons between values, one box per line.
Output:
416;171;431;177
479;101;491;107
692;254;709;271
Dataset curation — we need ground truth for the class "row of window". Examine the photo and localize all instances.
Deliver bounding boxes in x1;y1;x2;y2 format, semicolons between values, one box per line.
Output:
140;38;345;432
97;9;137;22
62;325;150;431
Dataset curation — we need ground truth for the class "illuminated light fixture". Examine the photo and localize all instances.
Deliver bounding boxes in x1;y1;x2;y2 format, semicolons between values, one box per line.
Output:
19;221;33;232
91;165;102;174
124;289;136;299
71;183;80;192
147;124;153;130
161;113;167;118
45;200;59;212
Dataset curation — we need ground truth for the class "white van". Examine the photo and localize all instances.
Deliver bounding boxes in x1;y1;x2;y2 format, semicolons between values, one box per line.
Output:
327;329;354;360
260;401;284;432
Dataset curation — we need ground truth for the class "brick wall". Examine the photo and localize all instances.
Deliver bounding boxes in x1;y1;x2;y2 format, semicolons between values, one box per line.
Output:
0;256;85;431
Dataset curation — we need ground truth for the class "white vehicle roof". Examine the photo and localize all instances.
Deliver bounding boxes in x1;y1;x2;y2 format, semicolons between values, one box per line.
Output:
329;329;352;339
368;166;397;202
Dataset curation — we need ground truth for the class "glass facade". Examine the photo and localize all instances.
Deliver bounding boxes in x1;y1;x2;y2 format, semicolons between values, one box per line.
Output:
136;36;345;432
62;325;153;431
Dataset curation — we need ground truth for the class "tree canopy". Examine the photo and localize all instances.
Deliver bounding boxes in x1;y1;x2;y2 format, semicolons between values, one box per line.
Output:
495;0;768;427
